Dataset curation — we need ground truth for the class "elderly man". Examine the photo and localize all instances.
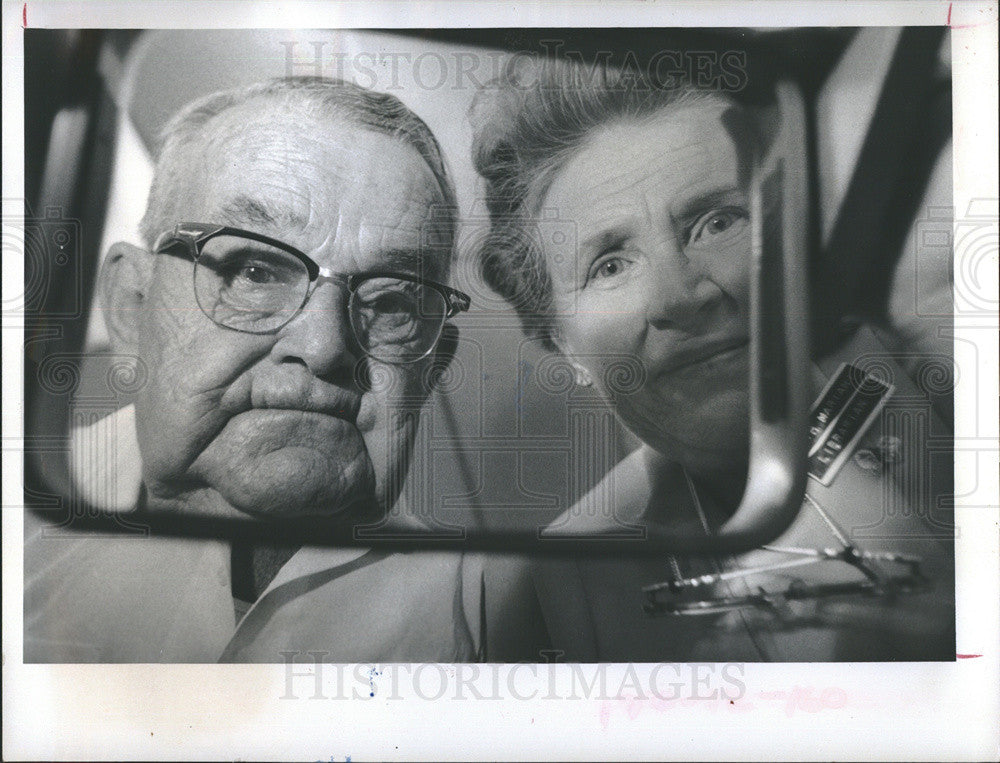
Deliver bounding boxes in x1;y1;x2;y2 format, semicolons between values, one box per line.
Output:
24;76;537;662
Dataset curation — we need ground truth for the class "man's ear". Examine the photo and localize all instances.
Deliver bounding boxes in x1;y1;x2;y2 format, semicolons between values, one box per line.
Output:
425;323;460;393
99;242;155;354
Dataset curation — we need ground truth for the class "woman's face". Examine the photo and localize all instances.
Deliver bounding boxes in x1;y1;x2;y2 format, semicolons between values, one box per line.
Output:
540;101;752;474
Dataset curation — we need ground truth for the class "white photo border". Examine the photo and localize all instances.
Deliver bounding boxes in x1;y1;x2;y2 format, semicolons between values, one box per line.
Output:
3;1;997;760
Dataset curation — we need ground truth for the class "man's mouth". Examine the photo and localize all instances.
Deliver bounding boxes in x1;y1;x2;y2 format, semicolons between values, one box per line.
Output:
234;408;361;434
247;386;363;423
251;404;356;419
221;408;365;455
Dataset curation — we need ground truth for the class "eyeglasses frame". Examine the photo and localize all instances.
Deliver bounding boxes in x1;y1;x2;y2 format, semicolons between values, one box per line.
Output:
152;222;471;364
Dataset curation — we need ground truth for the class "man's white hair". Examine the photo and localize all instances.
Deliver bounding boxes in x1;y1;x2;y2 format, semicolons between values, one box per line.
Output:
139;76;457;249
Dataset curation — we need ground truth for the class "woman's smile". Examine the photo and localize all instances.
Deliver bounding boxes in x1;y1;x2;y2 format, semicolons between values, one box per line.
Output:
653;335;749;378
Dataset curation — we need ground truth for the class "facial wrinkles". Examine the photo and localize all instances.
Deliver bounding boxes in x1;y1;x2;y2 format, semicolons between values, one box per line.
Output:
202;107;343;231
203;128;441;276
358;170;444;269
138;318;262;479
132;101;458;518
541;107;750;414
146;125;359;447
552;118;741;306
210;158;333;247
591;145;731;253
308;148;442;274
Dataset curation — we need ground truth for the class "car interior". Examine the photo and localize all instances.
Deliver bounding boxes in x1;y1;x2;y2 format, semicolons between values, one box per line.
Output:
23;27;954;558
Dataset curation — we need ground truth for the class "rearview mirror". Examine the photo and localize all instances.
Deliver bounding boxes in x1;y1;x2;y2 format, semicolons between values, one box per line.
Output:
24;35;813;557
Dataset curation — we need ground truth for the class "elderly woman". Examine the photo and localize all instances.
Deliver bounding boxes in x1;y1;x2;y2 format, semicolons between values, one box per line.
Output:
470;58;954;661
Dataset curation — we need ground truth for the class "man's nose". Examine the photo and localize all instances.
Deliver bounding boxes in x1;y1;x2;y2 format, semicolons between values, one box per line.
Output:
270;281;358;379
643;239;723;331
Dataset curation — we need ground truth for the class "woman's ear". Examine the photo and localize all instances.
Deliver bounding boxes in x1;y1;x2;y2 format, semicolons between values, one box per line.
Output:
550;334;593;387
570;361;593;387
99;242;155;354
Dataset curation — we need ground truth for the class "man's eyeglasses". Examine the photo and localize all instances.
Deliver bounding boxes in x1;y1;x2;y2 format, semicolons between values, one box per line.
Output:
153;223;471;365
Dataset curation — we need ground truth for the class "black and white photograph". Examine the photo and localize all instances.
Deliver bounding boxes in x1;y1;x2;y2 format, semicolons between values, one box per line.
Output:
3;1;998;760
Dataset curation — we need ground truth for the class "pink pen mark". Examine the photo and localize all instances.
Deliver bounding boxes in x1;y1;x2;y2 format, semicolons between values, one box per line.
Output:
956;654;982;659
946;2;996;29
598;695;757;729
23;2;27;28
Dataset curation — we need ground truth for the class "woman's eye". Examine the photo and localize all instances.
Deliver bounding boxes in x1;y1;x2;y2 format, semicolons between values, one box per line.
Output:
587;255;631;283
688;207;749;246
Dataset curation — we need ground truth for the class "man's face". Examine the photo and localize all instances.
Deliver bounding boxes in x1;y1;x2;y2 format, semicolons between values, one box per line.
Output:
128;99;450;518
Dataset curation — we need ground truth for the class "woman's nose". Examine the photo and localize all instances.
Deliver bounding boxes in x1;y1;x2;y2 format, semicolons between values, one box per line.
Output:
270;282;358;380
643;246;723;332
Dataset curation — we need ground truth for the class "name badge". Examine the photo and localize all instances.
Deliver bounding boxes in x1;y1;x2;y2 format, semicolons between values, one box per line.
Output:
808;363;894;485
